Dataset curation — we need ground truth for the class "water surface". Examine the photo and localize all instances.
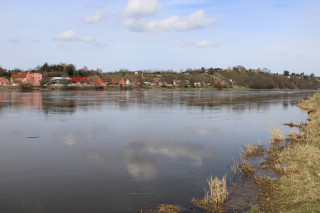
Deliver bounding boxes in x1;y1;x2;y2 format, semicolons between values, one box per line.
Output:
0;90;315;212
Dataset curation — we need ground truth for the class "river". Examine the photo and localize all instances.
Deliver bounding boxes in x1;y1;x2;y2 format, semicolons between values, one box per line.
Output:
0;90;316;212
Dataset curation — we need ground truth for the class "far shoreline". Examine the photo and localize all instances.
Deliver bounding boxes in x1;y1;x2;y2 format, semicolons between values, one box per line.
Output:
0;85;318;92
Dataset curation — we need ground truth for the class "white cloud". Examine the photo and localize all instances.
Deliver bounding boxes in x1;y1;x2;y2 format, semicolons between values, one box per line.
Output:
84;11;106;24
53;30;107;47
123;9;216;32
196;40;216;48
54;30;80;41
123;0;161;18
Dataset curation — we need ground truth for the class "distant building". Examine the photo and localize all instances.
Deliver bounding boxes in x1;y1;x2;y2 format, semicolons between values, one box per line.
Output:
50;77;72;85
71;77;89;83
135;71;144;76
110;78;125;86
11;72;42;86
173;80;181;87
0;77;10;86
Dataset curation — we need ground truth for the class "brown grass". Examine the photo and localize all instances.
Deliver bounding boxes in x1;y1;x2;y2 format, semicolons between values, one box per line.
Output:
261;93;320;212
283;121;299;128
236;149;255;175
289;130;298;140
271;128;284;143
192;175;228;211
245;140;264;158
156;204;181;213
254;176;276;186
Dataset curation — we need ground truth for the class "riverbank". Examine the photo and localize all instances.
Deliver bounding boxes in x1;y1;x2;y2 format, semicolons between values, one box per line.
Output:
146;92;320;213
258;92;320;212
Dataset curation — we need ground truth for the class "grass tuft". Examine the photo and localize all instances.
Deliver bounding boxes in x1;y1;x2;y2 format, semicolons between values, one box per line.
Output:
192;175;228;211
283;121;299;128
271;128;284;143
156;204;181;213
236;149;255;175
245;140;264;158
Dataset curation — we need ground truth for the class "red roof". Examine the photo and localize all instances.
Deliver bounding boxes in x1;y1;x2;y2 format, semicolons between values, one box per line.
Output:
71;77;88;82
11;73;27;78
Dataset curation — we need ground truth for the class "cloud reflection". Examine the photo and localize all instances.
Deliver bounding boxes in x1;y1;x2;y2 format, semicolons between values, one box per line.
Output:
60;133;76;146
123;142;213;181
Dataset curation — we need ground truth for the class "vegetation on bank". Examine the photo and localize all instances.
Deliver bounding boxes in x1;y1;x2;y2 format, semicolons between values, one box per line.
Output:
1;63;319;90
259;93;320;212
144;93;320;213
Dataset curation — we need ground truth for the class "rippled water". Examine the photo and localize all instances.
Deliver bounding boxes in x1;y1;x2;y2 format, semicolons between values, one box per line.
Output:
0;90;316;212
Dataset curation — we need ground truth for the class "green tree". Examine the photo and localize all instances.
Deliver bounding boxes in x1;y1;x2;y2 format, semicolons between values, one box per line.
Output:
283;70;290;76
64;64;76;77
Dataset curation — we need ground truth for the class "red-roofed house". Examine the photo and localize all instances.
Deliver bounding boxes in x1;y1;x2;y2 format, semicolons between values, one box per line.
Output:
88;77;106;86
111;78;125;86
11;72;42;86
0;77;10;86
135;71;144;76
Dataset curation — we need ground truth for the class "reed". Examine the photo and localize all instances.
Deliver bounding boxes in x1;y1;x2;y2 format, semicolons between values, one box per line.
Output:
192;175;228;211
236;149;254;175
271;128;284;143
245;140;264;158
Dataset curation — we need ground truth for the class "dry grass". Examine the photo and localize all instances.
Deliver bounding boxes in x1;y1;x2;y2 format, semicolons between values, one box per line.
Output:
245;140;264;158
271;128;284;143
156;204;181;213
236;149;254;176
254;176;276;186
261;93;320;212
283;121;299;128
192;175;228;211
289;130;298;140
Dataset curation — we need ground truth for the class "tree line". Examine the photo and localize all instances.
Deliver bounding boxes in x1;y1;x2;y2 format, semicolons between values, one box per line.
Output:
0;63;319;89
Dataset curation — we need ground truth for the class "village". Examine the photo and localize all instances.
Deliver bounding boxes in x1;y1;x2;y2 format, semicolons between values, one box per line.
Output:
0;65;319;90
0;70;229;89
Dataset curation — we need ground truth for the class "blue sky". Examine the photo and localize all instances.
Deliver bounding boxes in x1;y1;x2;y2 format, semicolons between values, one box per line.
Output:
1;0;320;75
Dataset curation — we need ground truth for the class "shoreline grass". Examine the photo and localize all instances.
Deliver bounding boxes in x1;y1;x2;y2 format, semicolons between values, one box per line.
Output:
259;92;320;212
191;175;228;211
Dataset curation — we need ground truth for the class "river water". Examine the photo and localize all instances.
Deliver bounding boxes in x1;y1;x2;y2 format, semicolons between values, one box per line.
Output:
0;90;316;212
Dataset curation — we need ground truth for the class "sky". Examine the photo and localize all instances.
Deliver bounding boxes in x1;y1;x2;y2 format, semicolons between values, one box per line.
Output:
1;0;320;75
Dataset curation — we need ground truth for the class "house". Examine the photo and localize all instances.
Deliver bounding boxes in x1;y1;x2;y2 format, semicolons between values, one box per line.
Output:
173;80;181;87
71;77;89;83
111;78;125;86
0;77;10;86
11;72;42;86
164;80;173;87
204;80;211;86
125;79;131;85
153;80;161;85
217;80;225;84
50;77;72;85
118;78;125;85
193;80;202;87
88;77;106;86
135;71;144;76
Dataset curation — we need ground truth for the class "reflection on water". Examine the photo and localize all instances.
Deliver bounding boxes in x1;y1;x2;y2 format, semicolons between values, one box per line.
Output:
0;90;313;114
122;142;214;181
0;90;316;213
